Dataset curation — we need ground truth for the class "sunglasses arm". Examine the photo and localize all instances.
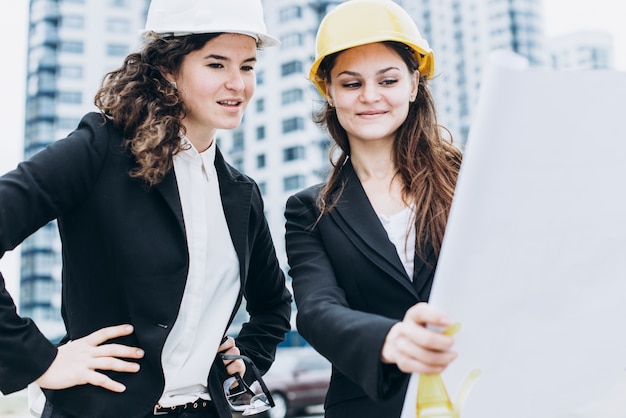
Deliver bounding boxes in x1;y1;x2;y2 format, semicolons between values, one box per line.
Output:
220;353;276;408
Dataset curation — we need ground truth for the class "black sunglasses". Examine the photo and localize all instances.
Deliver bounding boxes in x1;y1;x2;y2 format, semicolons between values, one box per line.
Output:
220;353;275;416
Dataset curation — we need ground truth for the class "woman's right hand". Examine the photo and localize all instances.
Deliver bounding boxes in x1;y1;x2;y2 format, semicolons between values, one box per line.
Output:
381;302;457;375
35;324;144;393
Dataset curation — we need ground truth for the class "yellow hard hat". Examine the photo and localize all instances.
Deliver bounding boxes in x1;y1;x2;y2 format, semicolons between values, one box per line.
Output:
309;0;435;97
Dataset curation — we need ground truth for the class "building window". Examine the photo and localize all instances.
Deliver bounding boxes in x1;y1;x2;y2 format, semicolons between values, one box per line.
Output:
30;121;55;143
256;154;266;168
283;146;305;162
60;41;84;54
34;71;56;93
257;70;264;85
282;117;304;134
232;131;244;152
107;44;129;57
283;175;305;192
35;96;55;113
256;98;265;113
280;32;303;48
21;250;55;277
58;91;82;104
58;118;80;130
281;88;303;105
108;0;128;6
58;65;83;79
279;5;302;22
61;15;84;29
258;181;267;195
107;18;131;33
281;61;302;77
256;125;265;141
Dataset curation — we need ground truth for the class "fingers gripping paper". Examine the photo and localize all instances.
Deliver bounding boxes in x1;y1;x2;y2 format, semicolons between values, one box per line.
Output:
401;51;626;418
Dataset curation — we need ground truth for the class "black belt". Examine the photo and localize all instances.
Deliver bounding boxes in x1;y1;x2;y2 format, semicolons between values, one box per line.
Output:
153;400;213;416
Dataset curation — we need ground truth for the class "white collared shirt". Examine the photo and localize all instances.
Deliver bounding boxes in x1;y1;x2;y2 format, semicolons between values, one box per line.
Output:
158;136;240;407
378;206;416;280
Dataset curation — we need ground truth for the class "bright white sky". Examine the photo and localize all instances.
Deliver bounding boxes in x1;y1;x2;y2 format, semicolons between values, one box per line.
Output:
0;0;625;298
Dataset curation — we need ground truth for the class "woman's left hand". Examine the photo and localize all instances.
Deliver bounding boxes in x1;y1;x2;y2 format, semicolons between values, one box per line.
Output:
219;336;246;377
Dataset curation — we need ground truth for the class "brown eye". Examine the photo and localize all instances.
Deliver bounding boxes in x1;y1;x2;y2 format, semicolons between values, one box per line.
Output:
342;81;361;89
380;78;398;86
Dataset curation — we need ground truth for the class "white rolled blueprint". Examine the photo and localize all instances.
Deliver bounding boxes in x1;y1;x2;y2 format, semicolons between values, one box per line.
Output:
401;51;626;418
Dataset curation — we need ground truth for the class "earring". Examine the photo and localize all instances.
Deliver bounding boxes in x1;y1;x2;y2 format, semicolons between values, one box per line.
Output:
327;100;334;108
170;81;178;90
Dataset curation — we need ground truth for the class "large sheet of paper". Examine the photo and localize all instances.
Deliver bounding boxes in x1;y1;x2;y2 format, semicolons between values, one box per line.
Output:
401;51;626;418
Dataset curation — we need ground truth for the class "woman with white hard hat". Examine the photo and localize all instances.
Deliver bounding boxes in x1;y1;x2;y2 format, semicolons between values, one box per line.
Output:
0;1;291;417
285;0;463;416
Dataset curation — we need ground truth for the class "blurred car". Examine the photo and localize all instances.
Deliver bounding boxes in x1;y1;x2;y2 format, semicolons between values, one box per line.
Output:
252;346;331;418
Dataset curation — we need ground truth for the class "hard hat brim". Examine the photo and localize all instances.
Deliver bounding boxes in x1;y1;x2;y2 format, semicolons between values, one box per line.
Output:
309;40;435;98
140;29;280;49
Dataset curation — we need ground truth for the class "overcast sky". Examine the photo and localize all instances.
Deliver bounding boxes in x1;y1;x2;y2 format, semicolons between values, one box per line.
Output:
1;0;625;298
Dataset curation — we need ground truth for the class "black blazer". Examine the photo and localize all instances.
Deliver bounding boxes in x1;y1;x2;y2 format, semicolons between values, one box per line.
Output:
284;161;436;418
0;112;292;418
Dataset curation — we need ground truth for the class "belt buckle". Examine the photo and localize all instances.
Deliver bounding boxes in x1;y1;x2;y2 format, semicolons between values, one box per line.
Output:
153;405;169;416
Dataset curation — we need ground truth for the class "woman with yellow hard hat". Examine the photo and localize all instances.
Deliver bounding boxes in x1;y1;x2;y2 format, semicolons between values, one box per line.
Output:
285;0;463;416
0;1;292;417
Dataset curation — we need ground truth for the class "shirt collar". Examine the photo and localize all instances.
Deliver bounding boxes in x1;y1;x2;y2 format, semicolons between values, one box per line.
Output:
178;134;217;167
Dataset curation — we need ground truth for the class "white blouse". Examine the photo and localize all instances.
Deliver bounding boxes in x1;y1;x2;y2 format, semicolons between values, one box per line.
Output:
378;206;416;280
159;137;240;407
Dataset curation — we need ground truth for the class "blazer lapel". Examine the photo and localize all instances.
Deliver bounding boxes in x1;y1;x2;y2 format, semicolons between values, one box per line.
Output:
214;148;252;285
330;162;417;296
154;169;186;234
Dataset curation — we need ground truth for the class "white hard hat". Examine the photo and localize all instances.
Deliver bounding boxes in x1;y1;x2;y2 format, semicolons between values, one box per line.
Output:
143;0;280;48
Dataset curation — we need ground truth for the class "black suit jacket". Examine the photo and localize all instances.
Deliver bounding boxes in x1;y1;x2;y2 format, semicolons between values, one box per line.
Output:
0;112;292;417
284;161;436;418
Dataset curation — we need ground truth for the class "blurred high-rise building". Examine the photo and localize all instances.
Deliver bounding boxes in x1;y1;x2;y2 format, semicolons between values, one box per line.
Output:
547;31;614;70
400;0;546;146
21;0;150;338
21;0;605;339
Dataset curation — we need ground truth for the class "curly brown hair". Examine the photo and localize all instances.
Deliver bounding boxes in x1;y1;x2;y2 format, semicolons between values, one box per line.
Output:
313;41;463;260
94;31;220;187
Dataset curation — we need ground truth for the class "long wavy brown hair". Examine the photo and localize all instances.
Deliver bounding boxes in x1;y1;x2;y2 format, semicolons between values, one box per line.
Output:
94;32;220;187
314;41;463;260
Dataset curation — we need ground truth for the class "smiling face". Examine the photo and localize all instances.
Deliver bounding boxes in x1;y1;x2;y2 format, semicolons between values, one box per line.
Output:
326;42;418;147
167;33;257;147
